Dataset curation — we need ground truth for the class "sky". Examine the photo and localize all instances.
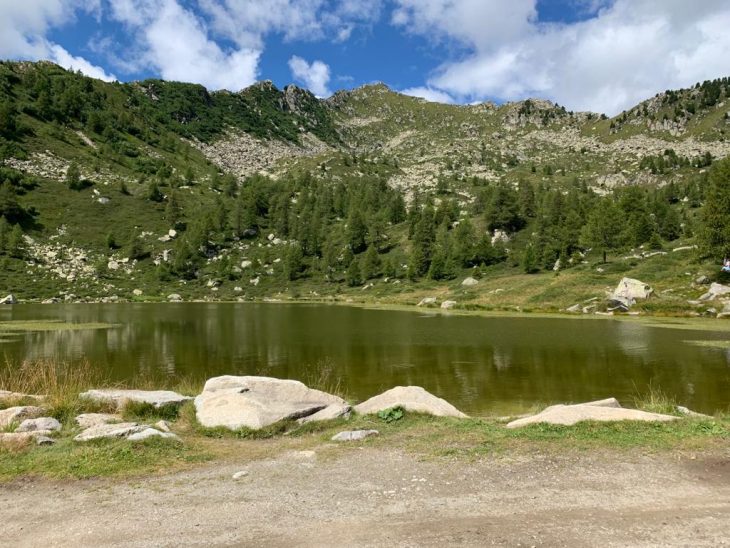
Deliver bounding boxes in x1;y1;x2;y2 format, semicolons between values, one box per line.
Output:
1;0;730;115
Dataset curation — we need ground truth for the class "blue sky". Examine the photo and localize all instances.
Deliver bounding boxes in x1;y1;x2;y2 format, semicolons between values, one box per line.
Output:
2;1;730;114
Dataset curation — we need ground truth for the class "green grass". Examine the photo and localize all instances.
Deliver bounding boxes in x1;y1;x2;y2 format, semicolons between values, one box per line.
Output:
0;436;211;480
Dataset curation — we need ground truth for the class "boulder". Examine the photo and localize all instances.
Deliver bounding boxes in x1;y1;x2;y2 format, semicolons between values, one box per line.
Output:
0;294;17;305
74;422;146;442
354;386;468;418
35;435;56;446
417;297;438;307
0;406;45;429
0;390;45;403
565;303;582;313
440;300;457;310
695;275;711;285
79;389;192;410
15;417;62;433
194;376;347;430
699;282;730;301
461;277;479;287
297;403;351;424
167;293;183;302
610;278;653;307
506;398;676;429
331;429;379;442
126;428;179;442
75;413;121;429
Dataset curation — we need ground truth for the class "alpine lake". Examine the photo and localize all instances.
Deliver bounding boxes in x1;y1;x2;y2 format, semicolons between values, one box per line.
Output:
1;302;729;415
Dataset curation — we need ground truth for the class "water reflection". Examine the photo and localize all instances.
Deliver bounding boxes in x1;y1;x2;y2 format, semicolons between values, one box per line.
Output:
0;303;729;415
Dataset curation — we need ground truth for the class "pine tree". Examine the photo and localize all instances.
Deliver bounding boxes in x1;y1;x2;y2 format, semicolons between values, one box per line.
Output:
700;157;730;257
7;224;24;258
66;162;82;190
361;244;380;280
284;243;304;281
522;244;538;273
581;201;625;263
346;257;362;286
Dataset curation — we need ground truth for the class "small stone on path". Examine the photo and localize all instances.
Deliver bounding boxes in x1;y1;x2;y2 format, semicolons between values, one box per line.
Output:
331;430;379;442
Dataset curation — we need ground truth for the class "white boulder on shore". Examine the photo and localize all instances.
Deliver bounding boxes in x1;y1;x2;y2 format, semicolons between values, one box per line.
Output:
506;398;677;429
79;389;192;410
609;277;653;310
354;386;468;418
194;376;348;430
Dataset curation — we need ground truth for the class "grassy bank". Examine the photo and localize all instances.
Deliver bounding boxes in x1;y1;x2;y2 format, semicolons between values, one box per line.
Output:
1;360;728;482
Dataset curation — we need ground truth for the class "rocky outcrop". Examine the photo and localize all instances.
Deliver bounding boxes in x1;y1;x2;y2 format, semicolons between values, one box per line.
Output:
506;398;677;428
194;376;347;430
79;389;192;410
354;386;468;418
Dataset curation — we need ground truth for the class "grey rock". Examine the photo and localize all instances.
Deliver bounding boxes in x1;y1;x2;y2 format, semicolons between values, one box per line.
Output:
167;293;183;302
35;435;56;446
461;277;479;287
440;300;457;310
232;470;249;479
695;275;711;285
0;294;17;305
80;389;192;410
506;399;677;429
675;405;711;418
16;417;62;433
75;413;121;429
565;303;582;313
354;386;468;418
194;376;347;430
297;403;351;424
155;420;172;432
0;406;45;429
700;282;730;301
331;429;379;441
74;422;146;442
417;297;438;307
126;428;179;442
609;277;653;309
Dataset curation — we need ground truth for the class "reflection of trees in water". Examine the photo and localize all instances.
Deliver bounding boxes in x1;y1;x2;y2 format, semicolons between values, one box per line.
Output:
4;305;730;414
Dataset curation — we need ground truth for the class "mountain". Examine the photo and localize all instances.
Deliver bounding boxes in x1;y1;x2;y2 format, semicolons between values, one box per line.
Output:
0;60;729;312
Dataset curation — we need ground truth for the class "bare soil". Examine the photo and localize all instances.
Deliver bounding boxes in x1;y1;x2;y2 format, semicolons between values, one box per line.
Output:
2;445;729;547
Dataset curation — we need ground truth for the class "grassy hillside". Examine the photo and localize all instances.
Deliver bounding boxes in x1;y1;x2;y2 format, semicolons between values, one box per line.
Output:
0;61;729;314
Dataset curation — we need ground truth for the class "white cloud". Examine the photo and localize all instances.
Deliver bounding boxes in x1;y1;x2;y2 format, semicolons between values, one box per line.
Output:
109;0;259;91
289;55;331;97
0;0;115;81
400;86;455;104
48;44;115;81
199;0;382;49
392;0;730;114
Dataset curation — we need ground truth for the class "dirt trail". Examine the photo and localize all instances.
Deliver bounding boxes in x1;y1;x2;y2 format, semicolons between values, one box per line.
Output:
2;448;729;547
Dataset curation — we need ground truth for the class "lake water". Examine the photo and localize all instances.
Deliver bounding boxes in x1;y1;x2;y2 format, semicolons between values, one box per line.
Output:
1;303;729;415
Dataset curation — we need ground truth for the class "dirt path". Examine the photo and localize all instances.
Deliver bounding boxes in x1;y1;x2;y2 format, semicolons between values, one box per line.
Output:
2;447;729;547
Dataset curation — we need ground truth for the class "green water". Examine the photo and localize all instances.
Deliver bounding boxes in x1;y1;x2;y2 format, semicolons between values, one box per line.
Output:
1;303;729;415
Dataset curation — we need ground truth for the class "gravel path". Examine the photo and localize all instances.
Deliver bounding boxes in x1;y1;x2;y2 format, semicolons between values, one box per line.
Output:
2;447;729;547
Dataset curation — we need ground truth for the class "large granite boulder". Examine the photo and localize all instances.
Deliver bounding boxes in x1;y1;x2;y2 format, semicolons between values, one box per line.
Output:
354;386;468;418
79;389;192;410
609;278;653;309
0;406;45;429
506;398;677;428
194;376;348;430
